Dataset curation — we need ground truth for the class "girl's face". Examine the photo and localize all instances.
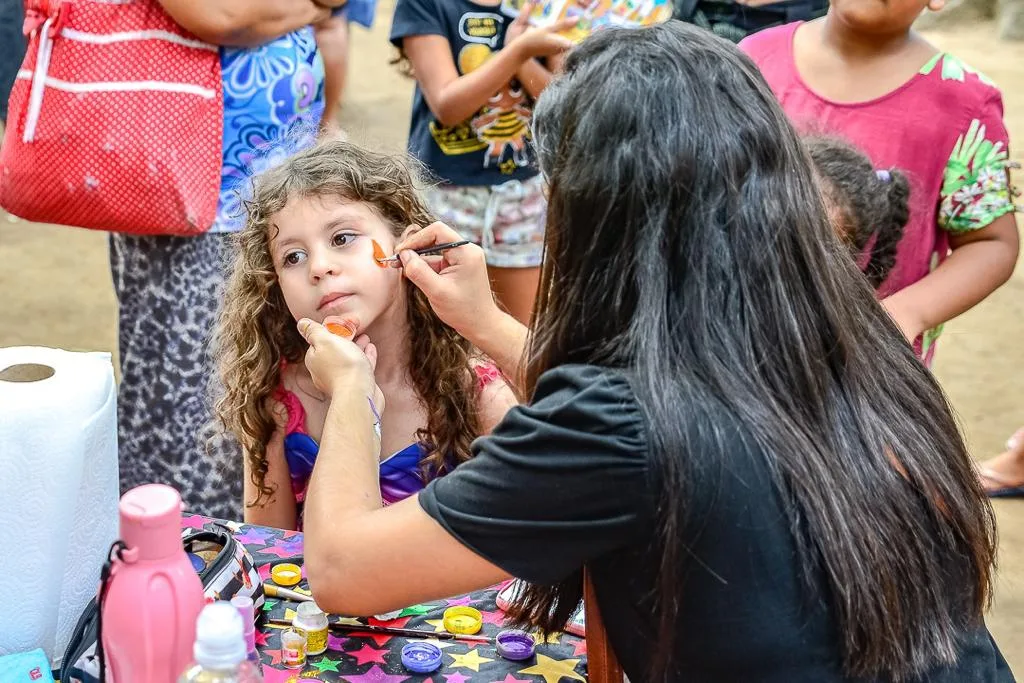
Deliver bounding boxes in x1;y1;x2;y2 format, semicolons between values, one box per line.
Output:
269;195;403;335
829;0;943;35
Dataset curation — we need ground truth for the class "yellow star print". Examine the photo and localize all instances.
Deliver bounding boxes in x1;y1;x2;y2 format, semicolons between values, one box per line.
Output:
447;648;494;672
424;619;449;633
284;608;296;622
530;631;562;646
518;654;586;683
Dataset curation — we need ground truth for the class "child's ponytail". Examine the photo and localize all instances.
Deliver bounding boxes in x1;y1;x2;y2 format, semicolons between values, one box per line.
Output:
805;136;912;290
863;168;910;288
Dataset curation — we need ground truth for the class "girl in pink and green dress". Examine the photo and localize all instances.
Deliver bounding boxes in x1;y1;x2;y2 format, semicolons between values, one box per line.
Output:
741;0;1018;365
740;0;1020;495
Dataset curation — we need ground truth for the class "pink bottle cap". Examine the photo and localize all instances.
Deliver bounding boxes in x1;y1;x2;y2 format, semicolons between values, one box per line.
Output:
118;484;185;561
231;596;257;654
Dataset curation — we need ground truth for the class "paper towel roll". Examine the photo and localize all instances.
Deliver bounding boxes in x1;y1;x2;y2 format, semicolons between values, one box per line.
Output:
0;347;119;664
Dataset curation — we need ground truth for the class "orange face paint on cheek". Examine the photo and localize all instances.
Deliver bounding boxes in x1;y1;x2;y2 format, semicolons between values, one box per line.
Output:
371;239;388;268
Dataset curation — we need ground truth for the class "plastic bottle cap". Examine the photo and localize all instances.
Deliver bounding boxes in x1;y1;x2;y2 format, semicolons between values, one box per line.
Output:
231;596;257;654
296;601;325;619
442;606;483;635
401;642;442;673
194;602;247;670
271;563;302;586
496;629;536;661
230;596;255;624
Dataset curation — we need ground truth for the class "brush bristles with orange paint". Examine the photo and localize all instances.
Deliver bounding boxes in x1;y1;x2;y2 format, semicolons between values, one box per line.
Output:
374;240;472;266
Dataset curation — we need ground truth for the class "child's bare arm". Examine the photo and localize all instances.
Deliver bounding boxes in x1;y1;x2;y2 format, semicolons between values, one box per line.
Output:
243;400;299;530
882;213;1018;342
507;3;568;100
403;20;574;127
315;14;349;129
516;56;559;100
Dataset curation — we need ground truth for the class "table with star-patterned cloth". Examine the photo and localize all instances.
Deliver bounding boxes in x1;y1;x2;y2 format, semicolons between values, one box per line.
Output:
183;515;589;683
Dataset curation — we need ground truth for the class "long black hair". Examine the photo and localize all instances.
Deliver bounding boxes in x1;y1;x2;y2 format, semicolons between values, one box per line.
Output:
510;21;996;682
806;135;911;289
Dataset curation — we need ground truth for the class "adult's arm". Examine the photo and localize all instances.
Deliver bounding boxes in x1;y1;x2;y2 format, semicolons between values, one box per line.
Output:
303;363;651;616
156;0;335;47
298;318;509;614
395;222;530;384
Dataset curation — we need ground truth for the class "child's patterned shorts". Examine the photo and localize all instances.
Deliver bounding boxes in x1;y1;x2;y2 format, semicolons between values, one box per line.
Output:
424;175;546;268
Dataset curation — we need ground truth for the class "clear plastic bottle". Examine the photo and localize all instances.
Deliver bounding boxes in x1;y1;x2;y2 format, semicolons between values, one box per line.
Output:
178;602;264;683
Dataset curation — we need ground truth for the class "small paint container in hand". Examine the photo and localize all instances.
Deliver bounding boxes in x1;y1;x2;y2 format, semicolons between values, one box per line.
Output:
401;642;442;674
496;630;536;661
281;628;307;670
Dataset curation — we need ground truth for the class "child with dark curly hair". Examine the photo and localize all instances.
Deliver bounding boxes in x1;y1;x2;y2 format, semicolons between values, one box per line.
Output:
806;136;910;290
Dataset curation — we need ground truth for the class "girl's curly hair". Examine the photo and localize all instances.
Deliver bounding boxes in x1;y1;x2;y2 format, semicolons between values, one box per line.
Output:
214;139;480;508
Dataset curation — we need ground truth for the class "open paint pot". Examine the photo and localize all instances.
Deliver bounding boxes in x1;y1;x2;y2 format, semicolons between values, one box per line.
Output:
442;606;483;635
401;641;442;674
496;629;536;661
271;562;302;586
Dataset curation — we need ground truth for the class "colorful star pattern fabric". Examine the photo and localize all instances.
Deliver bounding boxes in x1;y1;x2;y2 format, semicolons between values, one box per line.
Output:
447;649;494;672
341;664;409;683
517;655;586;683
186;516;589;683
350;644;389;666
312;656;343;673
397;604;435;618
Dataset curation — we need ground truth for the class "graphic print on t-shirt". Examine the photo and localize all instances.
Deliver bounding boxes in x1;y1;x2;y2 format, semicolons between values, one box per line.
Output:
429;11;532;175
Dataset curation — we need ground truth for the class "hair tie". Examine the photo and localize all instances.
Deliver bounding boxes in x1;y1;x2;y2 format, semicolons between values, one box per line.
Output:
876;169;892;183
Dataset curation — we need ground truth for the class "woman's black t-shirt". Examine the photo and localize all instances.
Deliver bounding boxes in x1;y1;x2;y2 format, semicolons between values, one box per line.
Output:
418;364;1014;682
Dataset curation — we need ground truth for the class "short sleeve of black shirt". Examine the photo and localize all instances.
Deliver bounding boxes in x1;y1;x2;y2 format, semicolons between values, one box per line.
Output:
418;364;653;585
390;0;447;42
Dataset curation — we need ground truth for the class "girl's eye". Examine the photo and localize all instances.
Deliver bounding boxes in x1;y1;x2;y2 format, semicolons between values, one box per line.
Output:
332;232;357;248
283;251;306;267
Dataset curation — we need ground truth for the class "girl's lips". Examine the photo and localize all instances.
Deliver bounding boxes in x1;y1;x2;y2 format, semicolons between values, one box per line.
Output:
317;292;353;311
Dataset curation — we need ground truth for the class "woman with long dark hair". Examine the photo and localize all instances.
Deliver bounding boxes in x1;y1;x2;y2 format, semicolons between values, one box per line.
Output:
297;22;1012;682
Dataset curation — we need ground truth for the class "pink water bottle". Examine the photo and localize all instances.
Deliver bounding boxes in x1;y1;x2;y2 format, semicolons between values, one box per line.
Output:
101;484;205;683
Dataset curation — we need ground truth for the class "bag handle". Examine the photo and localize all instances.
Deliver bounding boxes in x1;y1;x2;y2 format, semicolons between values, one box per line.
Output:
583;568;624;683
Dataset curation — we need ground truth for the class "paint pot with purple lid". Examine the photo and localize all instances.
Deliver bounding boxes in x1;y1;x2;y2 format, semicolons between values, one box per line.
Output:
496;629;536;661
401;641;442;674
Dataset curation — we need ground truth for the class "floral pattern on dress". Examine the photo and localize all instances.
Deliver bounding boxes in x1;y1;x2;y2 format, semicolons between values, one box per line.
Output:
210;27;325;233
919;53;996;87
920;251;945;364
938;119;1014;234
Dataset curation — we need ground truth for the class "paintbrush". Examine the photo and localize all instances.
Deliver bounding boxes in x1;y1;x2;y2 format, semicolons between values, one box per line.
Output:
263;583;314;602
267;618;492;643
376;240;472;266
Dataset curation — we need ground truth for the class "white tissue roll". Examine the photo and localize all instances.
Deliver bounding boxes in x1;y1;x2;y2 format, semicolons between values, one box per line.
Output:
0;347;119;663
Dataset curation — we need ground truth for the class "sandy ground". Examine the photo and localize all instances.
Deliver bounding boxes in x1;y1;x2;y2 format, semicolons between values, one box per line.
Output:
0;9;1022;671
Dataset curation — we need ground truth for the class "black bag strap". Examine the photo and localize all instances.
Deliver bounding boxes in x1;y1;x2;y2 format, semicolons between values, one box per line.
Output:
95;540;127;683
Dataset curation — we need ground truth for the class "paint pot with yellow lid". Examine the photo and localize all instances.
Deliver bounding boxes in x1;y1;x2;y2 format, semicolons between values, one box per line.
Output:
443;606;483;635
271;562;302;586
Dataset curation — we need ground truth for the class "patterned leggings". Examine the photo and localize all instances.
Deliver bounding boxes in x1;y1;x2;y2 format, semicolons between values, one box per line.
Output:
109;232;242;520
